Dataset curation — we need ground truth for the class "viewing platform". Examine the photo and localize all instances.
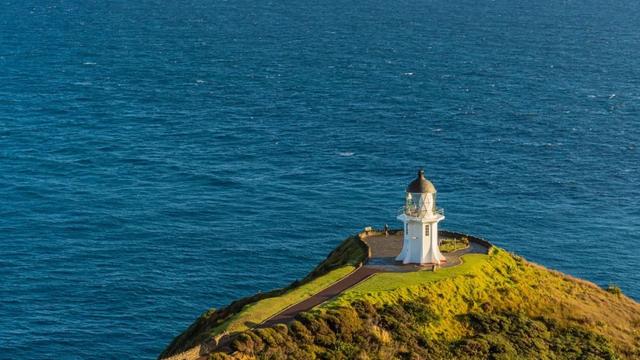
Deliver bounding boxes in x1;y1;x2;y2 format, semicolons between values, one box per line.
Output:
362;229;491;272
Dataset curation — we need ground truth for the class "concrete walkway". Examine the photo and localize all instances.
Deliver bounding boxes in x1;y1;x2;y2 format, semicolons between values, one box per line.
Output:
364;232;488;272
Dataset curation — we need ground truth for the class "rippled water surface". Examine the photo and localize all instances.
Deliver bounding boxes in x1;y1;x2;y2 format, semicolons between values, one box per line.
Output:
1;0;639;358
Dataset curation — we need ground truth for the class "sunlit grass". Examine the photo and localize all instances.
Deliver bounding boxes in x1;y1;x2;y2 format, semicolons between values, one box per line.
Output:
211;265;355;337
160;234;370;359
351;254;487;293
319;247;640;354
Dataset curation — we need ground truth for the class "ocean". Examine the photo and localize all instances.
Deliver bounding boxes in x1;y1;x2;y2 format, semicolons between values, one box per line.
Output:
1;0;639;358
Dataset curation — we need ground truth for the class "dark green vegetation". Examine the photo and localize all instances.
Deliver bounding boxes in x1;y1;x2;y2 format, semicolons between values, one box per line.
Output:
208;249;640;360
216;303;619;360
607;284;623;296
159;235;368;359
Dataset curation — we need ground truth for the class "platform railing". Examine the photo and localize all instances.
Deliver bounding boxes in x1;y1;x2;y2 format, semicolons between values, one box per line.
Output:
398;206;444;218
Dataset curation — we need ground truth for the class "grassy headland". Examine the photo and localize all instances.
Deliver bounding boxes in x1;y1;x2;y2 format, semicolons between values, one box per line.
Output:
161;234;640;360
159;234;368;359
214;248;640;359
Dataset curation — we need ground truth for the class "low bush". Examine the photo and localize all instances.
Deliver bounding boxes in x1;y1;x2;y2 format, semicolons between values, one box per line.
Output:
439;237;470;253
606;284;622;296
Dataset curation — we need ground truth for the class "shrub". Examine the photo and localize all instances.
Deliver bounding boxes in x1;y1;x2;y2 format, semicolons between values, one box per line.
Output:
606;284;622;296
439;237;470;253
213;285;629;359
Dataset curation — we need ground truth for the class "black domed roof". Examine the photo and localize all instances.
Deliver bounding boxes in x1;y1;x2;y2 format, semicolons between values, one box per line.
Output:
406;169;436;193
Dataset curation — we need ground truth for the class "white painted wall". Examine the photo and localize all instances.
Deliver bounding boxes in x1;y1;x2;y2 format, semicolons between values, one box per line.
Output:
396;213;445;265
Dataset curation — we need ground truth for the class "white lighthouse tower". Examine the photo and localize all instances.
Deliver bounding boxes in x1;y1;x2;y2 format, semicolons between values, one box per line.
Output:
396;169;446;265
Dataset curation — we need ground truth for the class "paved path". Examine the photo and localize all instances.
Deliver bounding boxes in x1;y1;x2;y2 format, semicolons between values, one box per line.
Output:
192;266;381;359
260;266;380;327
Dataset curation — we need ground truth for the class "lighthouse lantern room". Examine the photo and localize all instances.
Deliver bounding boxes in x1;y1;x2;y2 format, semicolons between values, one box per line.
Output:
396;169;446;265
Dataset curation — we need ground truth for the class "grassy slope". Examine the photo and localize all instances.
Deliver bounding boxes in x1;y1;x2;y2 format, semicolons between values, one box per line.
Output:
340;253;487;294
159;235;368;359
214;266;355;336
216;248;640;359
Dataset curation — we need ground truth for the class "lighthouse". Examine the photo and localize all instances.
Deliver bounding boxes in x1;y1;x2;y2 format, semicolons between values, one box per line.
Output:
396;169;446;265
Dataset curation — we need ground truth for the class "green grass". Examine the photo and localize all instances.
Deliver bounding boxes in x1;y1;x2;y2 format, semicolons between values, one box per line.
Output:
160;235;368;358
328;253;489;306
211;233;369;337
211;265;356;338
211;245;490;338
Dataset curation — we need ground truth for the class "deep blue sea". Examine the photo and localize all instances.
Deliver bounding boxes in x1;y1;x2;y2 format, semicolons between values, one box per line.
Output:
1;0;639;358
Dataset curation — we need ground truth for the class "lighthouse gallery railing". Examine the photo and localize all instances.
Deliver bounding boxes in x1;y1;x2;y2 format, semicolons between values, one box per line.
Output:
398;206;445;218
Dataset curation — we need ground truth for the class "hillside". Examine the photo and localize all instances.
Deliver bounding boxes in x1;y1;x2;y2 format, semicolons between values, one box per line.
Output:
160;231;640;360
159;234;369;359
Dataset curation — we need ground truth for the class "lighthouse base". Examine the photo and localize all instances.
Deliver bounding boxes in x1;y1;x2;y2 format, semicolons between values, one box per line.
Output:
396;213;445;265
395;236;446;265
